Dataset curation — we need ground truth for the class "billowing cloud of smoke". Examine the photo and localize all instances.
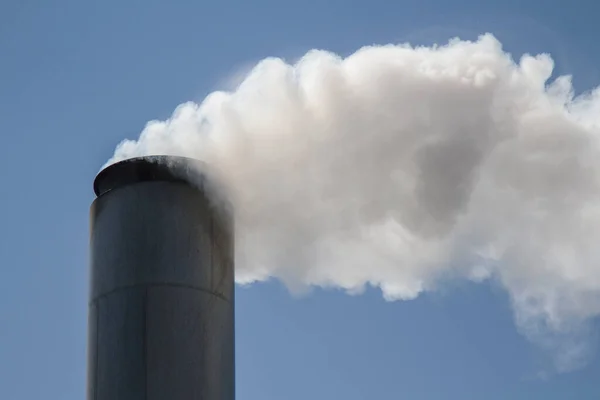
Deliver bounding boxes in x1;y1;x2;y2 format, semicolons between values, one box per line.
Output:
106;34;600;371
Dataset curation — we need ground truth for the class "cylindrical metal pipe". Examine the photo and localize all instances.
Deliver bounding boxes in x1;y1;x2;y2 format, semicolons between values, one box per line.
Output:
87;156;235;400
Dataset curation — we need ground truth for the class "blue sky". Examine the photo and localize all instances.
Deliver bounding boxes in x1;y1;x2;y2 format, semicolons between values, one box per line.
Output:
2;0;600;399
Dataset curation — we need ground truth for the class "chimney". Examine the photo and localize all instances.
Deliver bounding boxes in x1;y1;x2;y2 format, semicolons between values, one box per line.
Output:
87;156;235;400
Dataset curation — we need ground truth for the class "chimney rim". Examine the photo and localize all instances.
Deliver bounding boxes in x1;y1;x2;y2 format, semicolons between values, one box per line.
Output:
94;155;203;197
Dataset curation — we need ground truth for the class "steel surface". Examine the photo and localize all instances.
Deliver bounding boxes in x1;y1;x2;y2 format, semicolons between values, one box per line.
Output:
88;156;234;400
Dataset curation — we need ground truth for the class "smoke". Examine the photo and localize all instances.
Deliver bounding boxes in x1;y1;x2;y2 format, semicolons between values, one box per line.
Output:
105;34;600;371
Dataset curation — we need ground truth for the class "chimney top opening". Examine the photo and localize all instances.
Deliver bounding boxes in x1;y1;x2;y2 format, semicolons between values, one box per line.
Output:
94;156;201;197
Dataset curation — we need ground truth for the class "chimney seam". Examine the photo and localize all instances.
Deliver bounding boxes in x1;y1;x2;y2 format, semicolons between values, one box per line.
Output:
89;282;231;306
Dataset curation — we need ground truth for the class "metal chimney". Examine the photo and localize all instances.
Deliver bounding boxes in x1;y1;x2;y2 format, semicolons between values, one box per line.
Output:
87;156;235;400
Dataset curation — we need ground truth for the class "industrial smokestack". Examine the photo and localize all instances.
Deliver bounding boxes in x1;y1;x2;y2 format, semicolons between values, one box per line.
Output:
87;156;235;400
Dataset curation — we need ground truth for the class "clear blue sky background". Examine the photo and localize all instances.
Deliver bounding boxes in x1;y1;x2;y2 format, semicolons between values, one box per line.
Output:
2;0;600;399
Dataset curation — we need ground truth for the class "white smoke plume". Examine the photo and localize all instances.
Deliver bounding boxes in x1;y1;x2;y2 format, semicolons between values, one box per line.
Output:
105;34;600;371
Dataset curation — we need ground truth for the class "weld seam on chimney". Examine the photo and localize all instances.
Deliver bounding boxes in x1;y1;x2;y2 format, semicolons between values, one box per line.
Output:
89;282;231;306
